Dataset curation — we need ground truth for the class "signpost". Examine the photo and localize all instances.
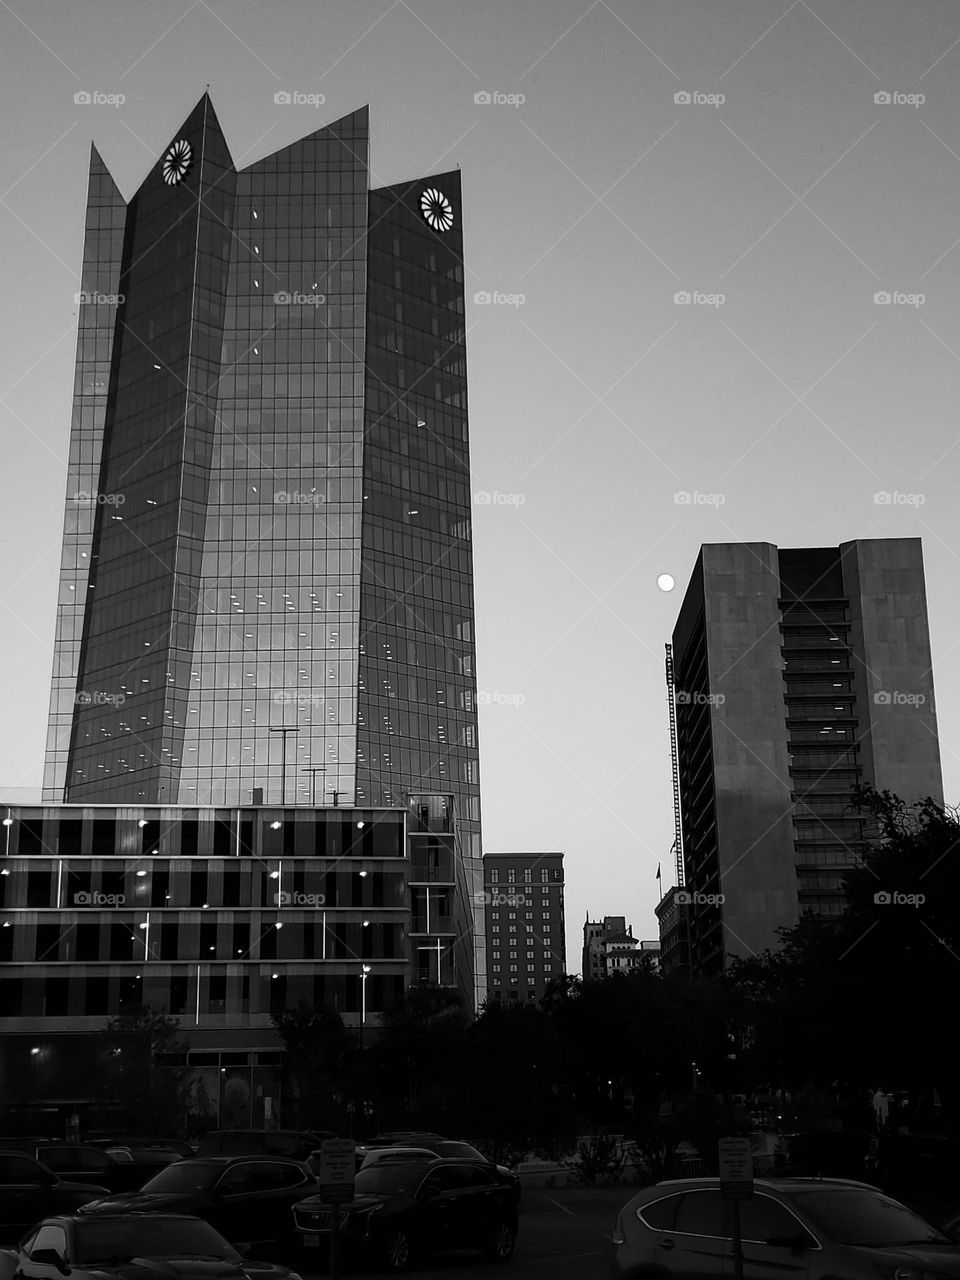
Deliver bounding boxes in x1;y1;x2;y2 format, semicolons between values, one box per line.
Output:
718;1137;753;1280
316;1138;355;1280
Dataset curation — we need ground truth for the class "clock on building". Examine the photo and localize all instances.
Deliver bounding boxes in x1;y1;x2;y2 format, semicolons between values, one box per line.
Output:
420;187;453;232
162;139;193;186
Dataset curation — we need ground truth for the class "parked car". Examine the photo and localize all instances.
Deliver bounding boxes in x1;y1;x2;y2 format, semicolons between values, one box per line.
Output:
610;1175;960;1280
875;1132;960;1198
197;1131;336;1162
29;1144;155;1195
361;1134;522;1204
292;1158;517;1272
87;1138;195;1160
357;1146;439;1169
0;1213;304;1280
0;1151;109;1245
76;1155;319;1251
772;1130;878;1180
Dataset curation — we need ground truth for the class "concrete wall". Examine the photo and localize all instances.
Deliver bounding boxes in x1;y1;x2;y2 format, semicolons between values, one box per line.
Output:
842;538;943;807
703;543;799;961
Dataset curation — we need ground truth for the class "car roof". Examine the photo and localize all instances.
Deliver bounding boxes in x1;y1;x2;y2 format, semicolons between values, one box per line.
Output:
36;1213;228;1227
652;1176;882;1192
363;1147;437;1158
162;1155;309;1167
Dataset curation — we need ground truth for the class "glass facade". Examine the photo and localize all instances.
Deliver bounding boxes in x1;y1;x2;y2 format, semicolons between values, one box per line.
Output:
41;97;482;1002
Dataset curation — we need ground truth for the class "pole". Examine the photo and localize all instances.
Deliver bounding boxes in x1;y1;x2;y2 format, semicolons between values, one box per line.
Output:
329;1207;339;1280
732;1199;744;1280
269;727;299;806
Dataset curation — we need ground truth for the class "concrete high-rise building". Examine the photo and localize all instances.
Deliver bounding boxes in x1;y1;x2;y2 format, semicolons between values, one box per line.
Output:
482;853;565;1002
671;539;942;976
40;96;484;1002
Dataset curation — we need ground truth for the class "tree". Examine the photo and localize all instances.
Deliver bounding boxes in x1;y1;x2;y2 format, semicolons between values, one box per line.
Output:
101;1005;193;1136
271;1004;357;1132
726;785;960;1134
368;985;470;1128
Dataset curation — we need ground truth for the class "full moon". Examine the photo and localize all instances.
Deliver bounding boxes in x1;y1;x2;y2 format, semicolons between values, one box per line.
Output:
657;574;675;592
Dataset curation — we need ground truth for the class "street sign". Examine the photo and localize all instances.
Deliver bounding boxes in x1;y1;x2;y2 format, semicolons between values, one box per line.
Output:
317;1138;356;1204
718;1136;754;1201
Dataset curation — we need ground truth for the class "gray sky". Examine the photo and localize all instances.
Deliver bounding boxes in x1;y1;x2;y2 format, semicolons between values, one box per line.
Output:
2;0;960;977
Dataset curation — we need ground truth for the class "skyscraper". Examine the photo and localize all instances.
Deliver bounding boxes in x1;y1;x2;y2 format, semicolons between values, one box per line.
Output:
42;95;484;999
670;539;942;977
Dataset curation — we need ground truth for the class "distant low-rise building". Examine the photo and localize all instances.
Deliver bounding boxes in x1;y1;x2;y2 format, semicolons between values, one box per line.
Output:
582;915;646;980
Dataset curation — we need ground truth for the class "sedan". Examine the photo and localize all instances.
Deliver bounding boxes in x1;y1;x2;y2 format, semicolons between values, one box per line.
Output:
611;1175;960;1280
77;1157;318;1251
0;1214;303;1280
292;1158;517;1272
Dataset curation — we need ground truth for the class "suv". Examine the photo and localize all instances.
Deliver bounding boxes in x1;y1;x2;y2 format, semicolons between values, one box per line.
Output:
359;1134;521;1204
197;1131;336;1162
0;1151;110;1244
76;1155;318;1251
611;1176;960;1280
293;1158;517;1272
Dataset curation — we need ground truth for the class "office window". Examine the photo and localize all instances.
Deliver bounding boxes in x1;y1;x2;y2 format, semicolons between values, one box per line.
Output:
540;869;549;882
492;964;500;972
490;869;498;883
507;869;515;883
522;868;531;882
509;964;518;972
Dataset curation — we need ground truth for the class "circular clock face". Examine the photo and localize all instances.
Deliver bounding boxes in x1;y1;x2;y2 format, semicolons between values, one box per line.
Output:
420;188;453;232
162;139;193;186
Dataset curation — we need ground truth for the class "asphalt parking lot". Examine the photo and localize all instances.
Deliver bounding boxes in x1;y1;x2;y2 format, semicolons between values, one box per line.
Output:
296;1184;625;1278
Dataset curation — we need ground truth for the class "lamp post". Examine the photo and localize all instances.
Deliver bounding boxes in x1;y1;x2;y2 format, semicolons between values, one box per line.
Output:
268;727;299;806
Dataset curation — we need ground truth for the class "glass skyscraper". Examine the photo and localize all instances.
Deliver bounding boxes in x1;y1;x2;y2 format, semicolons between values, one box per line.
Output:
43;95;484;998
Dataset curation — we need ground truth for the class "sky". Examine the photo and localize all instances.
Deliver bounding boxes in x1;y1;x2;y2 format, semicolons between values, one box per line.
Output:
2;0;960;978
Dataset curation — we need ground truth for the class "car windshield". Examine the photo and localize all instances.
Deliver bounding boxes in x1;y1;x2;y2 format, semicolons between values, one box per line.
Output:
138;1163;219;1194
355;1166;426;1197
75;1219;238;1264
432;1143;484;1161
792;1190;951;1246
